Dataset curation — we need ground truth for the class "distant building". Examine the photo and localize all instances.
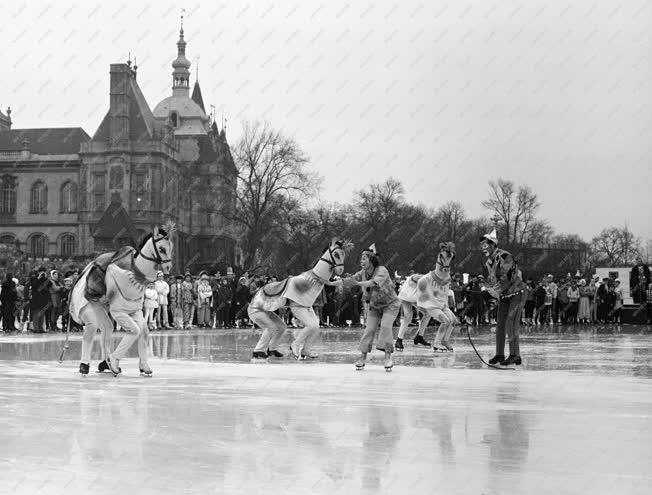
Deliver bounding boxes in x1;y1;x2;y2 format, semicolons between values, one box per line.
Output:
0;22;237;273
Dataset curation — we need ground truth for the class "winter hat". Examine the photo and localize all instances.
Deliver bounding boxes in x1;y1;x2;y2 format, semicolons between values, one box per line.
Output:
480;228;498;245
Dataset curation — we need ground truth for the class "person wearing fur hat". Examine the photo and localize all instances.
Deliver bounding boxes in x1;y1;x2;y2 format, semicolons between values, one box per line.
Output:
341;244;400;371
154;271;170;329
415;242;458;352
479;229;528;366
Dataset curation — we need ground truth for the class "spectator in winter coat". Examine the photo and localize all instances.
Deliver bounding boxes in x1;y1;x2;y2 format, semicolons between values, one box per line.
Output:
0;273;18;332
215;278;233;328
47;270;63;331
15;278;25;329
182;273;196;329
596;278;610;322
196;274;213;327
233;277;252;327
31;269;51;333
60;277;72;331
154;271;170;329
169;275;185;329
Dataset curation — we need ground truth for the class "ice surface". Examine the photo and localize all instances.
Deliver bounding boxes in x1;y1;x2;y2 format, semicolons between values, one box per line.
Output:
1;326;651;495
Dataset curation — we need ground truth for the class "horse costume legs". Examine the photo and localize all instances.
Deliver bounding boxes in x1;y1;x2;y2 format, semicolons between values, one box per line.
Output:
397;301;414;339
426;308;457;347
290;306;320;355
79;303;113;364
110;310;149;367
249;307;286;353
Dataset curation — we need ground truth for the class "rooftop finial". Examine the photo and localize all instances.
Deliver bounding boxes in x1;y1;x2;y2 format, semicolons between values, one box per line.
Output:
127;51;132;67
180;8;186;34
195;56;199;81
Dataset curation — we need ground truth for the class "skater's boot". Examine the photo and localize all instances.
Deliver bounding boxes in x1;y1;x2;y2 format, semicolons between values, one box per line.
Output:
514;355;522;365
395;337;404;352
443;341;454;352
290;341;303;360
413;334;431;348
252;351;268;361
384;351;393;372
433;344;447;352
355;352;367;370
79;362;90;375
105;355;121;376
267;349;283;358
301;350;319;359
98;359;122;374
500;355;518;366
488;354;504;365
139;361;153;376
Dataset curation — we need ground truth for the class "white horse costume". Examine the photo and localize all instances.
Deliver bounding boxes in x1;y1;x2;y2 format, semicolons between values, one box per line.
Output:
396;273;431;347
70;225;174;376
415;243;458;352
248;239;352;359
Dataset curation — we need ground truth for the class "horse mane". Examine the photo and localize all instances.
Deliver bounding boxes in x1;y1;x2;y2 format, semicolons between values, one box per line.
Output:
137;233;153;252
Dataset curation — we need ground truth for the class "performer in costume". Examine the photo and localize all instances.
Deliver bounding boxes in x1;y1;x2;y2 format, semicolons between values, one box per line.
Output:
394;273;432;351
479;229;528;366
104;225;175;376
415;242;458;352
248;239;353;361
341;245;400;372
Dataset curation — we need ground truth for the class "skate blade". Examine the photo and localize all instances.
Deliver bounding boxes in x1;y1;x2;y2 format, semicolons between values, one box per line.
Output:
251;358;269;363
140;373;153;377
384;367;393;372
355;366;365;371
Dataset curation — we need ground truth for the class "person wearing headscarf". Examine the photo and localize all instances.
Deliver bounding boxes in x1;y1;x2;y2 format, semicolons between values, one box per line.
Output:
340;244;400;371
0;273;18;332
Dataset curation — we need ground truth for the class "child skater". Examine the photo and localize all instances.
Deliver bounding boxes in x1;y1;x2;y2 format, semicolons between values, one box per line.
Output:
341;244;400;371
416;242;458;352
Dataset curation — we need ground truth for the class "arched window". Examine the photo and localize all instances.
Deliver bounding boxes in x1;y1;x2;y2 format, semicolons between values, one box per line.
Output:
0;175;17;214
30;181;48;214
29;233;48;257
0;234;15;246
60;233;76;257
60;181;78;213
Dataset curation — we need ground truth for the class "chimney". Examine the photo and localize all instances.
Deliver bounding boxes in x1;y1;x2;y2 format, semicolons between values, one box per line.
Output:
108;64;131;145
21;137;30;159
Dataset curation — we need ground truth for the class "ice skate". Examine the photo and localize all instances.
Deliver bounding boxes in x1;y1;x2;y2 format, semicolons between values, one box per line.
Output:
413;334;431;348
395;337;404;351
500;355;520;366
432;344;448;353
355;353;367;370
139;361;153;377
105;356;121;376
290;341;304;360
442;342;454;352
384;353;394;372
488;354;504;365
97;359;122;374
267;349;284;358
79;362;89;376
301;350;319;359
252;351;268;361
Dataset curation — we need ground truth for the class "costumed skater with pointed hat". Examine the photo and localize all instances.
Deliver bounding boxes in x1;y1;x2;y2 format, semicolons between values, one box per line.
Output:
341;244;400;371
415;242;458;352
479;228;528;366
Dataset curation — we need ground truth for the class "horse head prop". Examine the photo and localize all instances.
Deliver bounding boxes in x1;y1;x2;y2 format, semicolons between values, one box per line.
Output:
433;241;455;284
314;237;354;279
136;222;175;277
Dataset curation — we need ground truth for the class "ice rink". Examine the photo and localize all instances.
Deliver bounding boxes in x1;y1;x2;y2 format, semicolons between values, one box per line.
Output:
1;325;651;495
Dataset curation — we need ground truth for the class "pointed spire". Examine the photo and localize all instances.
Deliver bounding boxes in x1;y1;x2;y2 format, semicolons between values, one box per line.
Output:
172;9;191;96
191;80;206;112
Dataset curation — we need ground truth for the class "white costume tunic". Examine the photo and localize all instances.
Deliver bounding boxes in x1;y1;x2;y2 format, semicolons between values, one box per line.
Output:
416;273;450;311
398;274;422;304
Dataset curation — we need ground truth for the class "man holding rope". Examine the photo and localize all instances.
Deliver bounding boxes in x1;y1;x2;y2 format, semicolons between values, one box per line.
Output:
480;229;529;366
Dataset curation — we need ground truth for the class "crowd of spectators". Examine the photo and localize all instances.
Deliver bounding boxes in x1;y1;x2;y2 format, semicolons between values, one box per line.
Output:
0;266;650;334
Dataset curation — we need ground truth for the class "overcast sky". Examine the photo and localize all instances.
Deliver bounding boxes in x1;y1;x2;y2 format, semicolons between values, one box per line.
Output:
2;0;651;242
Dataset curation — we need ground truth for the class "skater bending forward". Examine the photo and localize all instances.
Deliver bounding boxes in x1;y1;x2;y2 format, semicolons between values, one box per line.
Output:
395;273;432;351
416;242;458;352
341;244;400;371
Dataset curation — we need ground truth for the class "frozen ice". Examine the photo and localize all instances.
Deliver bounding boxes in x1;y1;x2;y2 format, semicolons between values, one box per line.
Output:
1;326;651;495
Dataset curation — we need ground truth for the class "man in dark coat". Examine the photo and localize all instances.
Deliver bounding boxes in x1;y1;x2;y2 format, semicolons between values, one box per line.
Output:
630;257;651;304
0;273;18;332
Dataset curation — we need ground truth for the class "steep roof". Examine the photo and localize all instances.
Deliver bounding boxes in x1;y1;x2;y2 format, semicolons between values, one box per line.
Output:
0;127;90;154
92;75;157;142
191;81;206;112
92;197;138;240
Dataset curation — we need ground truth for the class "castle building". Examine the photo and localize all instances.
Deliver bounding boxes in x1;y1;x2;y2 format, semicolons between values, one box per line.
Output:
0;23;237;273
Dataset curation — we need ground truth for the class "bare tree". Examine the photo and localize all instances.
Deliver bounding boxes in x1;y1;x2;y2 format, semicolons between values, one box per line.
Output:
231;121;319;268
482;179;542;246
590;226;641;267
355;178;405;248
435;201;466;243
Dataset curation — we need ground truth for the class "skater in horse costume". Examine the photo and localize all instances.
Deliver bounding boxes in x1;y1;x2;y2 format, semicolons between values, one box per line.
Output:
480;229;528;366
394;273;433;351
71;224;174;376
341;244;400;372
249;238;353;361
415;242;458;352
